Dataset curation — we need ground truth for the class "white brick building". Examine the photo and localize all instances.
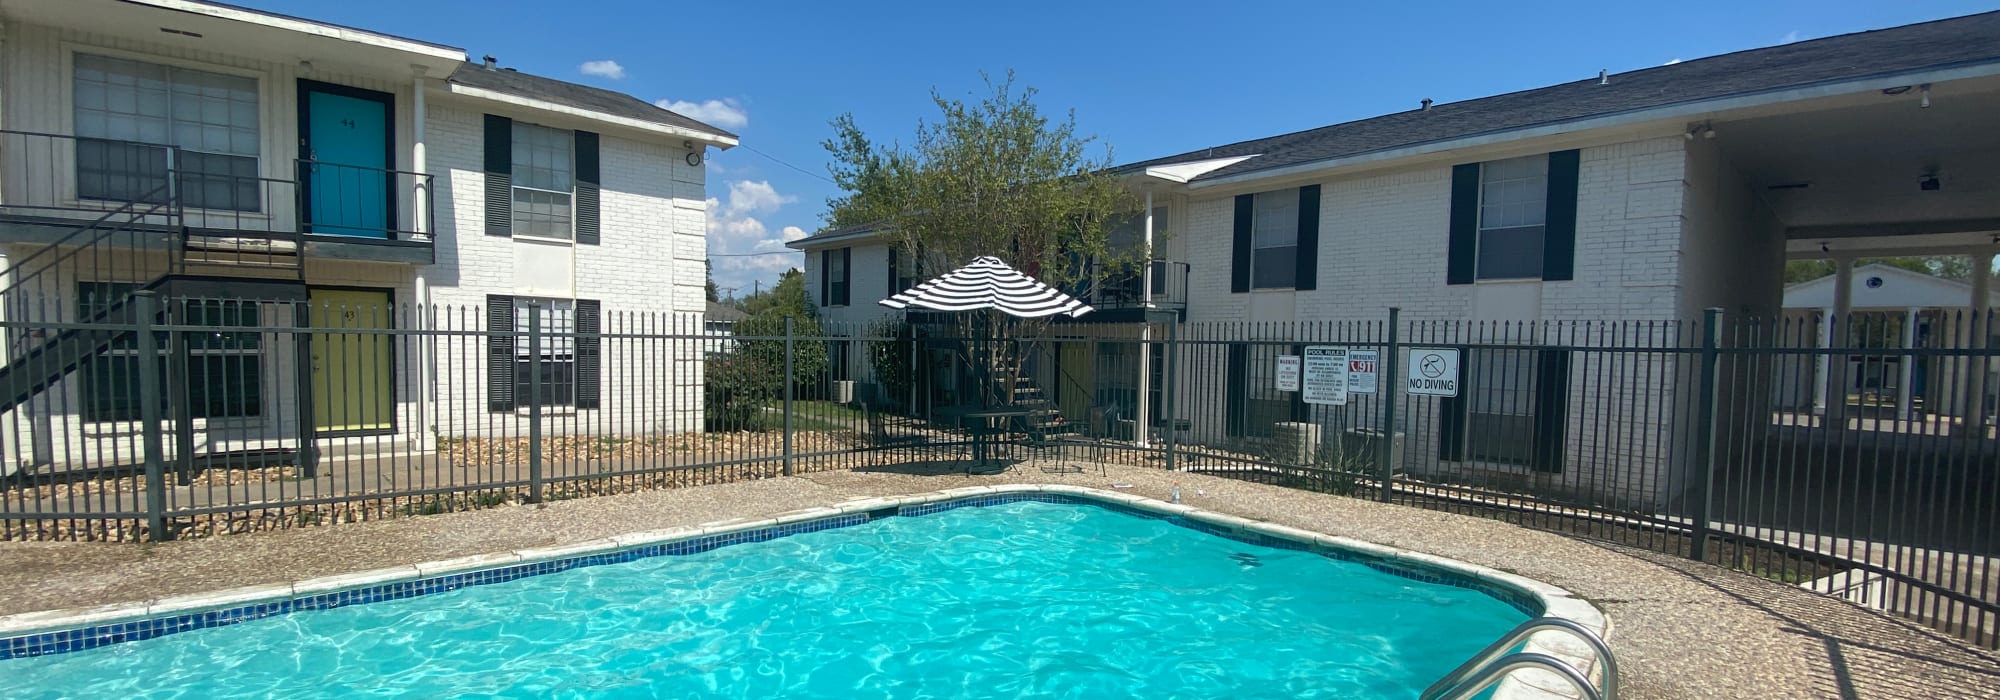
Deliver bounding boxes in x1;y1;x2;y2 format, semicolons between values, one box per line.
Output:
0;0;733;471
797;11;2000;507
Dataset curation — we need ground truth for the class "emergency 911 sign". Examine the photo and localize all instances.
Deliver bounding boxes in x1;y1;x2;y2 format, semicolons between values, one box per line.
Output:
1406;348;1460;397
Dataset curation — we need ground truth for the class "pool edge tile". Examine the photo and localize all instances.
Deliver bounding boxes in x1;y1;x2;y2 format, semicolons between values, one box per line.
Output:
0;602;152;637
147;582;296;618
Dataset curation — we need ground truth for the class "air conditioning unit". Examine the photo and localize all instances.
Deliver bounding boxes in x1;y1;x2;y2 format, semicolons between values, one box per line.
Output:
832;380;855;405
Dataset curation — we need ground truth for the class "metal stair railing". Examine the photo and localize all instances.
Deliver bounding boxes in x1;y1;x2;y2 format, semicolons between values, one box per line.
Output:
0;182;180;325
1420;616;1618;700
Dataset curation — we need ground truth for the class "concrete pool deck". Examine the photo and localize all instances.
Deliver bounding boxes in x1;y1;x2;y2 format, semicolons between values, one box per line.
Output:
0;462;1994;698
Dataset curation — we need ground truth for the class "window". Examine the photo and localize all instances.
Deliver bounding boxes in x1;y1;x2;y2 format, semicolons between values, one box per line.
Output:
827;247;850;306
77;283;261;421
511;122;574;239
514;298;576;407
72;54;260;211
1103;206;1171;301
1466;348;1538;466
1476;155;1547;280
1251;190;1297;289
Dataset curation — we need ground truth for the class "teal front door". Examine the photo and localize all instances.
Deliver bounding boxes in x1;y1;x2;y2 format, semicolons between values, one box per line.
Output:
301;81;393;238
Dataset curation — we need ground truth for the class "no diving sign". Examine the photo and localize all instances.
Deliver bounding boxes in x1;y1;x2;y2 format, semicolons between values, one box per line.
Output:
1406;348;1460;397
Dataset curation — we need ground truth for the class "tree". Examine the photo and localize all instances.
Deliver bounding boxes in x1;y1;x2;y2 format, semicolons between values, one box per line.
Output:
705;268;827;430
823;72;1140;407
705;260;720;303
822;71;1140;295
1784;256;1978;285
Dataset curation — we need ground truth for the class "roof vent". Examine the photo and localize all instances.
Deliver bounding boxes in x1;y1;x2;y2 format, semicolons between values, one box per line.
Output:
482;54;497;70
1598;69;1608;85
1421;98;1433;111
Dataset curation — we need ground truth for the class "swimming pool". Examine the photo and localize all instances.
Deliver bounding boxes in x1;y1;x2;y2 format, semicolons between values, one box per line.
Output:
1;488;1583;699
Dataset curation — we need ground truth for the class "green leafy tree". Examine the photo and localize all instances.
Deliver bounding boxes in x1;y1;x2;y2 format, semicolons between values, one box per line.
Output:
705;260;720;303
822;71;1140;296
705;268;829;430
1785;256;1977;284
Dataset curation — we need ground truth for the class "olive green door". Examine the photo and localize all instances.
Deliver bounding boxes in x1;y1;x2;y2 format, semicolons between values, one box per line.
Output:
309;288;394;432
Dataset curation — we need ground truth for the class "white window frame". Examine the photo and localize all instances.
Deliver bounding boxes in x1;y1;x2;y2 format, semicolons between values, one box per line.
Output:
1474;155;1548;281
510;121;576;243
1250;189;1298;290
514;297;578;409
64;48;267;215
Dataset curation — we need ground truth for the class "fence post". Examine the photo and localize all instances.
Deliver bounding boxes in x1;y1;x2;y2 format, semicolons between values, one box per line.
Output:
1379;307;1401;503
1690;306;1723;563
293;301;318;477
1163;321;1180;472
783;315;796;477
526;302;543;504
134;291;170;542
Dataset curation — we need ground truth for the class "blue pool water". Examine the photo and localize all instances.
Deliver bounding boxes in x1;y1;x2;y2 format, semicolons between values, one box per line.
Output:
6;501;1529;699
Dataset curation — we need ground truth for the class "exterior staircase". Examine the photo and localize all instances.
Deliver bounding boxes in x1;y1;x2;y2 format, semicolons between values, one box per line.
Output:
0;184;309;476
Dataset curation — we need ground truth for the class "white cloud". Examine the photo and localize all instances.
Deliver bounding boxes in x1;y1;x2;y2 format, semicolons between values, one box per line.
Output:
1780;30;1802;44
719;180;795;218
1663;58;1682;66
578;60;625;80
656;97;748;130
704;181;807;295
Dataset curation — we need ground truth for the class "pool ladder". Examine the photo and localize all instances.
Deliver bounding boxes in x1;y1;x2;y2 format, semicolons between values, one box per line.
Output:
1420;617;1618;700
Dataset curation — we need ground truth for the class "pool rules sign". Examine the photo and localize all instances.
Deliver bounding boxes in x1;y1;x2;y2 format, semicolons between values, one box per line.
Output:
1406;348;1460;397
1301;346;1350;405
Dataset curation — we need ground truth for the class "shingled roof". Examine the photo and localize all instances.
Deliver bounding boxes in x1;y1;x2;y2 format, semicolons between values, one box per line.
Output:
1118;11;2000;182
448;63;738;140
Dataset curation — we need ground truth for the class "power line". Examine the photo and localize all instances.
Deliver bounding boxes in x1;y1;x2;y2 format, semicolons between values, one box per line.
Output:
737;143;836;185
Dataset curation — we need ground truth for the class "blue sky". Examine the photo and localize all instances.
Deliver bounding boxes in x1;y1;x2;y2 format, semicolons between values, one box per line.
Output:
245;0;1999;296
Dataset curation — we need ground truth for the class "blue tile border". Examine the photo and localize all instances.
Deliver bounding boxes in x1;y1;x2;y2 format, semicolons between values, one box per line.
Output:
4;490;1547;660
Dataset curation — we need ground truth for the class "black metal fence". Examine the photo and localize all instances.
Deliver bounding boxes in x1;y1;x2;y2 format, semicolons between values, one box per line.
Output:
0;301;1993;647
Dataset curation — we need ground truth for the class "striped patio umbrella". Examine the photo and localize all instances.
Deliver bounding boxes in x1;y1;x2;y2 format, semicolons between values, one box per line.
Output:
879;256;1093;318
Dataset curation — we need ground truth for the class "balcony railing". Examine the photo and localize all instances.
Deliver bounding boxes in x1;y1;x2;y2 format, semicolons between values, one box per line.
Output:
1089;259;1190;312
0;129;432;241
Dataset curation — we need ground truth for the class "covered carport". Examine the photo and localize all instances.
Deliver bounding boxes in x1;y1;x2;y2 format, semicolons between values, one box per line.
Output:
1702;71;2000;436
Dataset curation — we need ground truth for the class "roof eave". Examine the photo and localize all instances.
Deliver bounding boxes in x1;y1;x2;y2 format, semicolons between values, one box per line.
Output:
446;82;740;148
130;0;465;63
786;229;881;250
1186;59;2000;191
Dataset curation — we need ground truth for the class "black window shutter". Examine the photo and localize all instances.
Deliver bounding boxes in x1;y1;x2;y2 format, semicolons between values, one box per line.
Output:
487;295;516;411
1295;186;1321;291
1531;349;1571;473
575;299;602;410
1542;149;1581;281
838;247;852;306
1231;194;1254;293
819;250;831;305
1437;351;1469;460
574;130;601;245
1447;163;1480;284
483;114;513;237
1225;344;1248;436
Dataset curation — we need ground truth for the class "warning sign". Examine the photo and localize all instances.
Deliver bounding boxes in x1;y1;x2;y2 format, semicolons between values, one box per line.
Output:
1275;355;1301;392
1406;348;1460;397
1347;349;1379;395
1302;346;1350;406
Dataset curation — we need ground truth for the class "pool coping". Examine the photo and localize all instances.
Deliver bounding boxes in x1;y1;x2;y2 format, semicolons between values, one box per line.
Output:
0;484;1610;699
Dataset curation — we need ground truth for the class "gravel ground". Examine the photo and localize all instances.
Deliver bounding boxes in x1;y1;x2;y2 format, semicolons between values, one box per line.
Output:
1;461;1995;699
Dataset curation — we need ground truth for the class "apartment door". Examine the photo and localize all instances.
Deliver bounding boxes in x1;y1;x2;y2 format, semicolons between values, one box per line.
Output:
309;288;395;433
300;81;394;238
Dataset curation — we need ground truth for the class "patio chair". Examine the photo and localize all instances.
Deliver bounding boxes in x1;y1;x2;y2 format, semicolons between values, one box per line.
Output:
1017;406;1112;476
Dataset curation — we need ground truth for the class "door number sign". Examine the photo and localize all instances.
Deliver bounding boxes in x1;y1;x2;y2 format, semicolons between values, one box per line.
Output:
1406;348;1460;397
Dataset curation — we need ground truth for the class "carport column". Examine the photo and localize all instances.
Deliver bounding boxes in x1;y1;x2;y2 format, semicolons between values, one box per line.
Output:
1813;307;1831;416
1963;254;1994;437
1825;258;1855;428
1135;190;1154;447
1899;306;1918;422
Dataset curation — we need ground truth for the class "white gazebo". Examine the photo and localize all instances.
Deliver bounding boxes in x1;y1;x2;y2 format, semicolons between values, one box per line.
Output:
1783;262;1999;423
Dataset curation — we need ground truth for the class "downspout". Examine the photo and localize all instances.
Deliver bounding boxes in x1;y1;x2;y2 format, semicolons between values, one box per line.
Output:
411;67;432;450
1136;190;1154;447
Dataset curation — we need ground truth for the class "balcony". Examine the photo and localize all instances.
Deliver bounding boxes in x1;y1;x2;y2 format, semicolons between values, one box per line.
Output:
0;130;434;265
1066;260;1190;323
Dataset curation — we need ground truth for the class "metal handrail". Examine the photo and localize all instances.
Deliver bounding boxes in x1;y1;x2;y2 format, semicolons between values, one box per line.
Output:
1420;616;1618;700
1429;652;1603;700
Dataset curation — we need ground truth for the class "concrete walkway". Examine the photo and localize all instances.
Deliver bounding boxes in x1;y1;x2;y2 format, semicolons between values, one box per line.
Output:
1;462;1995;699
